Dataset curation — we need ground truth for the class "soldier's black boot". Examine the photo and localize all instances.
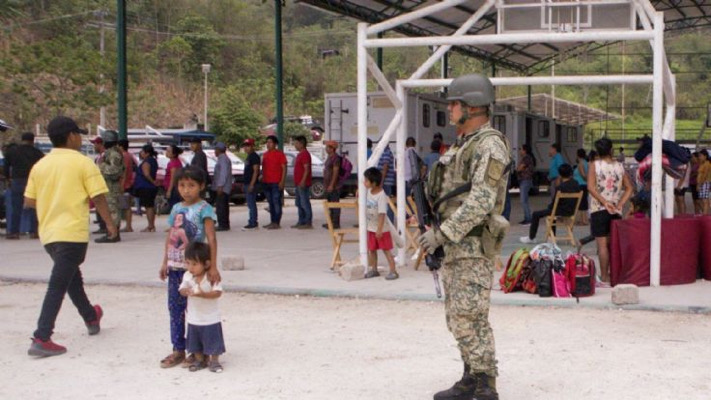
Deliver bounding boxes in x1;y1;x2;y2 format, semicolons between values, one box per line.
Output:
473;373;499;400
433;363;477;400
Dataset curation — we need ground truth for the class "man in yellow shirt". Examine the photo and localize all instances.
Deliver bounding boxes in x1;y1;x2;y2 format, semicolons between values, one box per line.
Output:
24;116;117;357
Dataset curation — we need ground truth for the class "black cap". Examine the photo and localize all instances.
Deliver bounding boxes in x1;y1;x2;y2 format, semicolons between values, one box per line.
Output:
47;116;88;137
190;137;202;143
21;132;35;141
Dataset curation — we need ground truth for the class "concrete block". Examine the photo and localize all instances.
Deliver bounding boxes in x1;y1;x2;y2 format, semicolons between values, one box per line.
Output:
611;284;639;305
339;260;365;281
222;256;245;271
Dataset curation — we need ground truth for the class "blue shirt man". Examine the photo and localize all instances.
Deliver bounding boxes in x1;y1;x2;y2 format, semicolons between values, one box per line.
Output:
548;143;565;199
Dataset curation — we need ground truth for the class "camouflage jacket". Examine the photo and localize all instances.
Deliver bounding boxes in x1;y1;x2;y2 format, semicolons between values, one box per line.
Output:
99;147;126;184
428;123;510;285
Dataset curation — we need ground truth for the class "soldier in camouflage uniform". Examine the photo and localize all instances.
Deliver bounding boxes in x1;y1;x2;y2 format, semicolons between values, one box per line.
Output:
95;130;125;243
419;74;511;400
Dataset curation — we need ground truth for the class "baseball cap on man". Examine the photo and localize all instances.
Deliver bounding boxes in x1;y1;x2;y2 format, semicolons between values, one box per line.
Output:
190;137;202;144
21;132;35;141
324;140;338;148
215;142;227;151
100;130;119;143
242;138;255;147
90;137;104;144
47;116;88;137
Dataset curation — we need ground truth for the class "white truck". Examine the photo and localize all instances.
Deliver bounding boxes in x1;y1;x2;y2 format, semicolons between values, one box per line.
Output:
324;91;583;190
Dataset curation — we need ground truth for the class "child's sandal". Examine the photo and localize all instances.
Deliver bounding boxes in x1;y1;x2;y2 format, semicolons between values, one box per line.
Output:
181;353;196;368
208;360;223;373
188;359;206;372
159;351;185;369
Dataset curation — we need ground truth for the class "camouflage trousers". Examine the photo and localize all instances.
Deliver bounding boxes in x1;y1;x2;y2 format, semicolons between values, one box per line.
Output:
106;183;122;230
441;256;498;376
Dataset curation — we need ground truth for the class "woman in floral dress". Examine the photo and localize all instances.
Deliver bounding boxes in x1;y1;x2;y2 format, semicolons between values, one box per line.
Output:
587;138;634;285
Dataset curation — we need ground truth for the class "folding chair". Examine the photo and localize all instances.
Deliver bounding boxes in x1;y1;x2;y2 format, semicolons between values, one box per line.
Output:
545;191;583;247
322;201;359;270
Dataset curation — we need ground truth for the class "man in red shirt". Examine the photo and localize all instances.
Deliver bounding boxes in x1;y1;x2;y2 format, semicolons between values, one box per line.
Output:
292;135;313;229
261;135;287;229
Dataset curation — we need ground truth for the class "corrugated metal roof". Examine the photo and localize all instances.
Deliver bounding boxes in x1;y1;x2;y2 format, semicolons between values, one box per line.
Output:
299;0;711;73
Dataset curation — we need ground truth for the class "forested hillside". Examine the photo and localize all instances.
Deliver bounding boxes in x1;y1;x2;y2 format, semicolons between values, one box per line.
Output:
1;0;710;145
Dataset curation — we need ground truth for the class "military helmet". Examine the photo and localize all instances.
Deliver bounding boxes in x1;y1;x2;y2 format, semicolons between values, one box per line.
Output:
446;74;495;107
100;129;119;143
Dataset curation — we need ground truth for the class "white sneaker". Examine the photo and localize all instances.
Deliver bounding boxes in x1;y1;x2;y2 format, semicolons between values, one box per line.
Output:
410;249;421;261
519;236;536;244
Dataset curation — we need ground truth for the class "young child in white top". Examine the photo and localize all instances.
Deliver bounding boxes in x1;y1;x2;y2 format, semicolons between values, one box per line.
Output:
179;241;225;373
363;167;398;280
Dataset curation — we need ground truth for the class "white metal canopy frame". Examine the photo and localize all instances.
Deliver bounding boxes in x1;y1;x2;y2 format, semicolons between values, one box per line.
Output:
356;0;676;286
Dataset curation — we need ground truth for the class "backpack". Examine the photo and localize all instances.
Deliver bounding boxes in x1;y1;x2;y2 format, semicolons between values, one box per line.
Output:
499;248;531;293
338;155;353;184
566;253;596;298
552;259;575;298
532;259;554;297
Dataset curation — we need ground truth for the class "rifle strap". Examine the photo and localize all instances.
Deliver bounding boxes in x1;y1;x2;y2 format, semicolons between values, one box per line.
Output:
432;161;514;215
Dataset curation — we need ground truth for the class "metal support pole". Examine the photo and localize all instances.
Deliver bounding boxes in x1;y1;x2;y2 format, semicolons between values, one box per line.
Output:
275;0;284;150
650;12;664;287
376;32;383;71
527;86;532;111
396;83;407;266
441;51;449;94
357;23;369;268
203;68;209;132
116;0;127;140
99;10;106;128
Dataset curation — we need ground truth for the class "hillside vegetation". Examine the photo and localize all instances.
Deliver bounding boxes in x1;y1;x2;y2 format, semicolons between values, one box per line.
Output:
1;1;709;146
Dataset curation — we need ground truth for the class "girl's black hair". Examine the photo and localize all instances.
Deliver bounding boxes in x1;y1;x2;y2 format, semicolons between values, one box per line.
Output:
169;144;184;157
175;165;206;185
430;140;442;152
142;144;158;158
364;167;382;185
594;138;613;157
185;242;210;266
522;144;536;167
577;148;588;160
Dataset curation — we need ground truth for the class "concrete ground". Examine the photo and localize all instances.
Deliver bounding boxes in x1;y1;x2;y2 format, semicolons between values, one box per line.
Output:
2;282;710;400
2;193;710;313
2;193;711;399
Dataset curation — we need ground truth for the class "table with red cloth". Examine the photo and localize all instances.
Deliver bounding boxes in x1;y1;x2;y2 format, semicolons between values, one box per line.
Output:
609;216;711;286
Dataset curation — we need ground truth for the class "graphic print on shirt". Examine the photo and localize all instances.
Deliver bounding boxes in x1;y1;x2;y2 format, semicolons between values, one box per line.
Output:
167;209;200;269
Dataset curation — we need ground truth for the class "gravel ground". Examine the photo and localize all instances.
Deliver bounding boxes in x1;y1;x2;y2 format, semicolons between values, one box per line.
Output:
2;282;710;400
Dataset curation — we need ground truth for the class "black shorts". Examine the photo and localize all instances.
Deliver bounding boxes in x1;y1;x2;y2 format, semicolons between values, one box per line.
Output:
579;186;589;211
134;188;158;208
690;184;699;200
590;210;621;238
187;322;226;356
674;187;687;196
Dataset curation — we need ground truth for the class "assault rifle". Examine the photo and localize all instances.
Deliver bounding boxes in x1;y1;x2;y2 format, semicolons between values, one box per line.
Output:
408;151;444;298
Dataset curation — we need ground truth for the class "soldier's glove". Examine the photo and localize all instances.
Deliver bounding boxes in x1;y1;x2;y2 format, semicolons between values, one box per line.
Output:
418;229;445;254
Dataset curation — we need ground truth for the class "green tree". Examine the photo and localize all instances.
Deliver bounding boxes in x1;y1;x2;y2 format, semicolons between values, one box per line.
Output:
210;85;264;146
283;121;311;144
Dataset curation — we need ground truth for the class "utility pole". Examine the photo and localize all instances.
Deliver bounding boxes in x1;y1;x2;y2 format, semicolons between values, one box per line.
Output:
99;10;106;128
202;64;211;132
117;0;127;140
275;0;284;150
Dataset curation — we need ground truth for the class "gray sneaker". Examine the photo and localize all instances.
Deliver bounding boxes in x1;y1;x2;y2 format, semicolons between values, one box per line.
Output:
385;272;399;281
266;224;281;230
364;270;380;279
297;224;313;230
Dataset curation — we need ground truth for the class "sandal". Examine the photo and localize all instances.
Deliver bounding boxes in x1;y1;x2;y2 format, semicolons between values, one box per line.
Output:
120;227;133;233
188;359;206;372
208;360;223;373
141;227;156;233
181;353;196;368
159;351;185;369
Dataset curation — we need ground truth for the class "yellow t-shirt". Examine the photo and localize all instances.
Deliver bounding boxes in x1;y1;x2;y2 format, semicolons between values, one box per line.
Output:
25;148;109;244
